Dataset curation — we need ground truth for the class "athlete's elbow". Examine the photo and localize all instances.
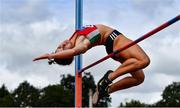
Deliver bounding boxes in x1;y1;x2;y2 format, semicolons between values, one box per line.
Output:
72;49;78;56
74;47;88;55
82;47;88;54
82;46;88;54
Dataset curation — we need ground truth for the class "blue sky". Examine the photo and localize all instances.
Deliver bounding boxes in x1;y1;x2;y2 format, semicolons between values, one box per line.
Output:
0;0;180;107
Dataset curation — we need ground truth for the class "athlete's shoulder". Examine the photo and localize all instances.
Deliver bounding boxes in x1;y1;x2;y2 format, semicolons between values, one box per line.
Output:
95;24;113;29
82;24;110;29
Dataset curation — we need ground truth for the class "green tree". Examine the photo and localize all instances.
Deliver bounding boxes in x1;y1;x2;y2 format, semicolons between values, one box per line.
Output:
0;95;16;106
0;84;9;98
60;74;75;91
117;82;180;107
155;82;180;107
0;73;111;107
0;84;15;106
12;81;40;107
82;72;96;107
60;73;111;107
119;99;146;107
83;72;111;107
38;84;74;107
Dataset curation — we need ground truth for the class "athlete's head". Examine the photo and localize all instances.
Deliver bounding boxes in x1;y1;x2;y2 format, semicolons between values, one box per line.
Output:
49;40;74;65
53;57;74;65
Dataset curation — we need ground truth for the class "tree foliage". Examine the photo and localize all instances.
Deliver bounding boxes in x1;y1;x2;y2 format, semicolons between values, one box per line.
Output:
155;82;180;107
0;84;15;106
37;84;74;107
82;72;96;107
119;82;180;107
0;84;9;98
82;72;111;107
119;99;146;107
1;74;179;107
12;81;40;107
0;72;111;107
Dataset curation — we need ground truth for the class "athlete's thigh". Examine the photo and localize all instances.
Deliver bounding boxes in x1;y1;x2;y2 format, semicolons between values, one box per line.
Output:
113;35;148;60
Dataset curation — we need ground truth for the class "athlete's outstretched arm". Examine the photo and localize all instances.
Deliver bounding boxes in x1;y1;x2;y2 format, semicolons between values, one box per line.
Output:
33;43;88;61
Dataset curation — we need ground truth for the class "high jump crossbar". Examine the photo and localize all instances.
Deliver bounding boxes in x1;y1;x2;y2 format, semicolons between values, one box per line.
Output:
79;15;180;74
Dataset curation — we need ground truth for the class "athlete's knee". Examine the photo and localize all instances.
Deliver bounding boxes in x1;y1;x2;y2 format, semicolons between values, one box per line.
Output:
136;73;145;85
142;55;150;68
131;71;145;85
136;56;150;69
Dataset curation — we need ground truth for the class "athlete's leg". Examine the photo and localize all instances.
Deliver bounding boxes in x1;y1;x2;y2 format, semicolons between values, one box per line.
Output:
109;70;145;93
92;69;145;104
108;57;149;81
93;35;150;104
92;58;149;104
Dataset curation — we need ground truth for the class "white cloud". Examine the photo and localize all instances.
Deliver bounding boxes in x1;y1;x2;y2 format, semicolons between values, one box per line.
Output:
0;0;51;24
0;64;50;90
153;73;180;88
0;16;75;89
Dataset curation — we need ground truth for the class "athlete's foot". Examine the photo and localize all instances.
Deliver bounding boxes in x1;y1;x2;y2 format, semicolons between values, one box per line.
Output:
92;70;113;105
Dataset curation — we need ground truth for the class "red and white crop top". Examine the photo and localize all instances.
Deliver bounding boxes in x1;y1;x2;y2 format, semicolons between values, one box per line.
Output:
69;25;101;46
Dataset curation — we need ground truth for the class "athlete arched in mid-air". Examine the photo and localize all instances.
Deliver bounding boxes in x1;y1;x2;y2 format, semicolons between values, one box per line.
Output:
33;24;150;104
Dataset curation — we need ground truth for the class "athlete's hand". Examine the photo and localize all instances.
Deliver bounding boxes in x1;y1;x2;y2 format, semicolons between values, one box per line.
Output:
33;53;50;61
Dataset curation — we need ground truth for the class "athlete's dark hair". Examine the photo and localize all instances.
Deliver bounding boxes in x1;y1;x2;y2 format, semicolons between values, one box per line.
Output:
48;57;74;65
